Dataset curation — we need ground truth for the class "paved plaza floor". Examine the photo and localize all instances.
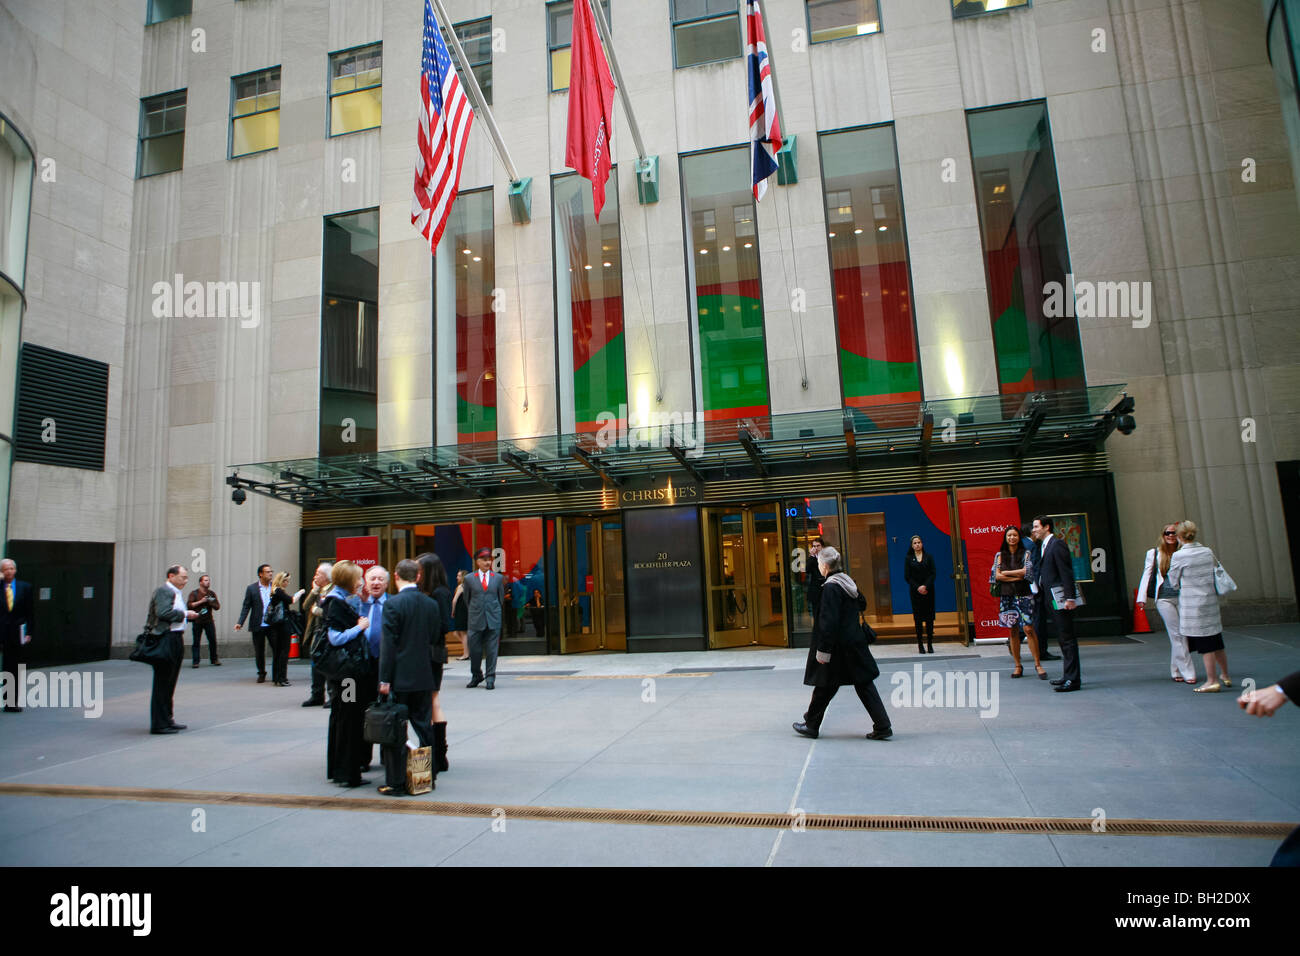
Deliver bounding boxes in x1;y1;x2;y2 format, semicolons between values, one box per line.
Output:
1;625;1297;866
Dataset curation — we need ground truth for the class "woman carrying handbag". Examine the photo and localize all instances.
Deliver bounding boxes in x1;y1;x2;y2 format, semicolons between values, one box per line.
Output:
1165;521;1235;693
266;572;295;687
1137;522;1195;683
320;561;373;787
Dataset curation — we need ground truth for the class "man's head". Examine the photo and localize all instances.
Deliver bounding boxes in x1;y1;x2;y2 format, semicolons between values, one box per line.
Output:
0;559;15;583
394;559;420;585
257;563;273;585
167;564;189;588
809;537;824;556
313;563;333;589
475;547;492;571
1031;516;1054;541
199;574;211;588
365;565;389;597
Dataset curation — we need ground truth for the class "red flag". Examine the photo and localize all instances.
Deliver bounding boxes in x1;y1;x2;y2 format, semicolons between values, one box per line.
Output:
564;0;616;219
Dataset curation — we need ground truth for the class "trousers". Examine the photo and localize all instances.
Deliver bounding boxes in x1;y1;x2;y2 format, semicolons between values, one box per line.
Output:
382;690;434;789
150;632;184;731
467;626;499;681
804;681;890;733
1155;598;1195;681
191;617;218;664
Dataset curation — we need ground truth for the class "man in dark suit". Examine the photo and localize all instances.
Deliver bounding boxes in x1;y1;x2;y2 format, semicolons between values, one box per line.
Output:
1;558;35;713
377;559;438;796
234;564;274;683
1023;526;1059;661
150;565;198;733
463;547;505;690
805;537;826;629
1033;516;1081;692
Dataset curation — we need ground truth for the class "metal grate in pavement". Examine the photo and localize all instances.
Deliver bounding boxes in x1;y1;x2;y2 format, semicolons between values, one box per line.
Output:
0;783;1290;839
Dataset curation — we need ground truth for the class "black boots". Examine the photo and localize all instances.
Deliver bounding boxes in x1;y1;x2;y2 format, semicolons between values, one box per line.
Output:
433;721;449;772
915;623;927;654
926;621;935;655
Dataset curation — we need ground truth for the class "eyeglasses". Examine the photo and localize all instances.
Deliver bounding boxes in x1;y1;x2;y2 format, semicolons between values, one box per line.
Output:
1163;530;1178;536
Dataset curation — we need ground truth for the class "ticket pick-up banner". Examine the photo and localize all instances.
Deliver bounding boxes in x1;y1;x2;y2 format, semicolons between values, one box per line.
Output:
335;536;379;574
957;497;1021;642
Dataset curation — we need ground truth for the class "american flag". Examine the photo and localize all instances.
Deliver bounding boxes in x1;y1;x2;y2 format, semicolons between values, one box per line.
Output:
412;0;475;252
745;0;782;201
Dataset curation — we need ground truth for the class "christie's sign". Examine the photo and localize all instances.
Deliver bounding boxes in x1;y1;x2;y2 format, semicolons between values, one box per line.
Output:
619;479;700;507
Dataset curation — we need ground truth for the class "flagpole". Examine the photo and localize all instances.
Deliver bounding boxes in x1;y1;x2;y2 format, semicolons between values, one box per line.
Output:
747;0;786;141
586;0;647;164
428;0;522;185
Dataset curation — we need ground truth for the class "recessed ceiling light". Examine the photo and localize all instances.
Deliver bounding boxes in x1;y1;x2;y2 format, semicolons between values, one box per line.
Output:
472;256;481;262
854;228;863;235
699;248;708;255
463;248;471;255
722;245;731;251
603;261;611;267
828;231;836;238
878;225;888;232
743;242;752;248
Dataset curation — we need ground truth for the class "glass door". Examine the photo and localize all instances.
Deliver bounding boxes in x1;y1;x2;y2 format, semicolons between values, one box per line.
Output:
704;503;789;648
559;515;625;652
600;520;626;650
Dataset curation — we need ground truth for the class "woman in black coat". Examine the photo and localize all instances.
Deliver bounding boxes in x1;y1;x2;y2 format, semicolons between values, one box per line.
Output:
903;535;936;654
793;547;893;740
321;561;372;788
267;572;296;686
416;553;454;773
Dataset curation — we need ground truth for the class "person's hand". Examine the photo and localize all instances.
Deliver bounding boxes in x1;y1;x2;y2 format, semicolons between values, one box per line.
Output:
379;682;390;695
186;610;198;619
815;650;831;664
1135;600;1144;609
233;623;242;631
918;586;928;595
1239;686;1288;717
357;616;369;630
1064;599;1077;611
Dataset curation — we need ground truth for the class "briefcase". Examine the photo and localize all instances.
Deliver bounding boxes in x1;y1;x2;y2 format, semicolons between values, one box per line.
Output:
406;746;433;795
363;696;409;747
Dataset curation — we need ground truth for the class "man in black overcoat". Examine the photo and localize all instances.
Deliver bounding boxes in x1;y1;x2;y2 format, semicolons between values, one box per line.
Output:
377;559;439;795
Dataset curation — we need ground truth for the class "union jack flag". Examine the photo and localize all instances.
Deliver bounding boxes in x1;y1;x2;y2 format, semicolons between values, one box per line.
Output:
746;0;782;201
412;0;475;252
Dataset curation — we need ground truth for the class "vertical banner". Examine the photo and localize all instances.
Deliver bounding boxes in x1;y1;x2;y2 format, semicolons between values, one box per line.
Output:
335;536;379;576
957;497;1020;642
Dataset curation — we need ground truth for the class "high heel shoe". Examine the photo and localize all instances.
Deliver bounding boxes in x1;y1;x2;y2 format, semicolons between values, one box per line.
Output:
1011;665;1023;678
1035;666;1048;680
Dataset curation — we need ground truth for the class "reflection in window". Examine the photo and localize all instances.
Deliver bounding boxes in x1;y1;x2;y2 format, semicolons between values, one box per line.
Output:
138;91;187;178
806;0;881;43
320;210;380;456
952;0;1030;19
434;189;495;445
231;67;281;157
672;0;742;68
548;1;610;92
682;147;769;428
968;101;1083;394
445;18;493;106
329;44;382;136
819;125;920;407
147;0;191;24
554;171;626;434
785;498;842;634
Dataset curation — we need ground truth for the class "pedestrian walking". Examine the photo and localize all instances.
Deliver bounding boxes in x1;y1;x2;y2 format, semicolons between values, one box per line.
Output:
1166;520;1234;693
792;546;892;740
1136;522;1195;683
903;535;935;654
234;564;275;683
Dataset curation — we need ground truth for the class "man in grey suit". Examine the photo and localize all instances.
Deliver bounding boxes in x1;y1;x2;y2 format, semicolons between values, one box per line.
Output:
464;547;504;690
149;565;198;734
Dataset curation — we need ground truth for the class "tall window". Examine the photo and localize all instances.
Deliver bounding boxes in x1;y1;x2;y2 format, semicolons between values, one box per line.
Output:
548;1;610;92
434;189;495;445
952;0;1030;18
230;67;281;158
0;115;33;552
147;0;191;24
446;18;493;106
819;125;920;407
329;44;382;136
554;171;626;434
682;147;769;428
320;210;379;457
806;0;881;43
137;91;186;178
671;0;742;68
968;101;1083;395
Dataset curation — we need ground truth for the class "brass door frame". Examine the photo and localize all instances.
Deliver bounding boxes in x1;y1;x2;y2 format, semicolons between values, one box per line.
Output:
558;514;622;653
703;503;790;649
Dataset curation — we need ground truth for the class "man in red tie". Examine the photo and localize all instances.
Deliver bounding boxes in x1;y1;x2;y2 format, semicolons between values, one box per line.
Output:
463;547;504;690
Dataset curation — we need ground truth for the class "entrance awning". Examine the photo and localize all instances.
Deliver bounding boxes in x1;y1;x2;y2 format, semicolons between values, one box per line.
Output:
227;385;1134;510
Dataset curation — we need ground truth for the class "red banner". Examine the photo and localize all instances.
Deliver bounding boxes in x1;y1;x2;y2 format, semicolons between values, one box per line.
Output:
335;536;379;574
957;497;1020;642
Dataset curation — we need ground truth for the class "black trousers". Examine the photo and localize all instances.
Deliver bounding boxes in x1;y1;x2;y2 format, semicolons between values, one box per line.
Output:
1034;590;1054;650
251;627;270;677
382;690;433;789
468;626;499;680
1053;606;1081;684
191;617;218;663
268;625;289;683
150;633;184;731
1;631;25;703
912;614;934;643
804;681;891;734
326;670;374;784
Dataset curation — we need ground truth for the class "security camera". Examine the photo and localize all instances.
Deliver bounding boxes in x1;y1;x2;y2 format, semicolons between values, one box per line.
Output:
231;487;247;505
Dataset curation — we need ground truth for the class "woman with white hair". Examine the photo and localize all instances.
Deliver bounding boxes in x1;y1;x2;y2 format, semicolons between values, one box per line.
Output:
1166;520;1234;693
793;546;893;740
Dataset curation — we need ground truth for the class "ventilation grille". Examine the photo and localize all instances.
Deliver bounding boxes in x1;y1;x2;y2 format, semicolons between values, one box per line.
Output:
14;343;109;471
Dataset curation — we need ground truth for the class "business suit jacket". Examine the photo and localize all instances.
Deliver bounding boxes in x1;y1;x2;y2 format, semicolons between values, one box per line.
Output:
0;579;34;641
1026;537;1044;589
1037;534;1077;603
1279;671;1299;701
379;586;438;692
463;569;505;631
298;586;326;649
237;582;271;630
149;585;188;637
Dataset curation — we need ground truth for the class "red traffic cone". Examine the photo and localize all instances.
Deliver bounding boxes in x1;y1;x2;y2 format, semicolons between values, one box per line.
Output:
1131;589;1152;634
289;634;301;659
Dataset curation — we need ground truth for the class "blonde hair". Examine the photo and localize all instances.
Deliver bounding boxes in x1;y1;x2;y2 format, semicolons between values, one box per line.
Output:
1157;522;1179;576
272;571;291;590
1177;520;1198;543
331;560;362;593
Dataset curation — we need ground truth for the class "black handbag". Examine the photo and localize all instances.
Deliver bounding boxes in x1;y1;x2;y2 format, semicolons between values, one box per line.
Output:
364;695;409;747
311;630;369;681
859;611;878;645
266;596;286;627
129;631;172;666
